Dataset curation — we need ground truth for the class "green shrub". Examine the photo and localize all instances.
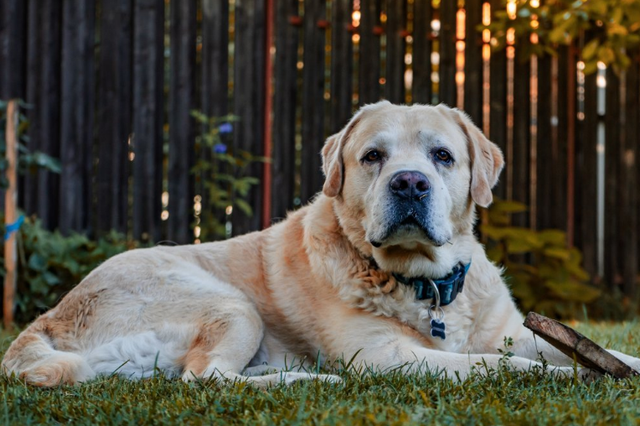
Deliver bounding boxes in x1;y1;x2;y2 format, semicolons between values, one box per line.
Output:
0;216;140;324
481;199;599;318
191;111;268;240
0;100;61;186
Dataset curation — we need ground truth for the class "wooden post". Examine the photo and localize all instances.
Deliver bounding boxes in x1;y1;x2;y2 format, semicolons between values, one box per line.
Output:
4;99;18;329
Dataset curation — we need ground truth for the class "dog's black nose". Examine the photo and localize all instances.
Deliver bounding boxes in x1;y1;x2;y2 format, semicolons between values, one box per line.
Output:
389;171;430;200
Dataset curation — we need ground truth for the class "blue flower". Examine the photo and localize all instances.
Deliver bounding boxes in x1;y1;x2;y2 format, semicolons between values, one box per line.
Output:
219;122;233;134
213;143;227;154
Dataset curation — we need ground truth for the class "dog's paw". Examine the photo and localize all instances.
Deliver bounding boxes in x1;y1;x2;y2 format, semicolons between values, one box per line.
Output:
578;367;604;383
318;374;343;384
281;372;343;386
242;365;282;376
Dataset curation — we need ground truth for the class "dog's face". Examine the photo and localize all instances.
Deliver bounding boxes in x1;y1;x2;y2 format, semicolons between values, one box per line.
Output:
322;102;503;273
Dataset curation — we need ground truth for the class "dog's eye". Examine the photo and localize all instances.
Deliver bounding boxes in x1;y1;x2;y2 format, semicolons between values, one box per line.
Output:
434;149;453;164
362;150;383;163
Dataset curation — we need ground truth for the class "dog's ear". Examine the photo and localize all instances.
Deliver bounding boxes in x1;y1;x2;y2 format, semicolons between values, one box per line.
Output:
322;102;388;197
448;107;504;208
322;123;359;197
321;133;343;197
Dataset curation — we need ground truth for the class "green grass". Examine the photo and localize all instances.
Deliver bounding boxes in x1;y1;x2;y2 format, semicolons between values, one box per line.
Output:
1;321;640;425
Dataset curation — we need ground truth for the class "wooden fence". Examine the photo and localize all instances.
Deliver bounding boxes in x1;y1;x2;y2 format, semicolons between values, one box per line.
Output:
0;0;638;298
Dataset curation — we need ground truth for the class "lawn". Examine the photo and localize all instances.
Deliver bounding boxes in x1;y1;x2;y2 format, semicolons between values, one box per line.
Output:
1;321;639;425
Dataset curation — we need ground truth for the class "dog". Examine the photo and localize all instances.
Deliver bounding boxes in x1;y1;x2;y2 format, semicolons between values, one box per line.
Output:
3;102;639;387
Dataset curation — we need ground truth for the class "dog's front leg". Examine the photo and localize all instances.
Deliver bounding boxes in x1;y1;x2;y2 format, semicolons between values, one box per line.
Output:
353;340;576;381
335;320;574;381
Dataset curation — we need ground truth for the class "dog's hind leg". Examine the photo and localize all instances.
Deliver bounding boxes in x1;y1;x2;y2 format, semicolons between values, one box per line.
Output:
2;320;95;386
180;305;341;387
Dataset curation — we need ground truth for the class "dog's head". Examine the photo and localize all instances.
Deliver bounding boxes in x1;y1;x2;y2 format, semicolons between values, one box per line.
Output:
322;102;503;275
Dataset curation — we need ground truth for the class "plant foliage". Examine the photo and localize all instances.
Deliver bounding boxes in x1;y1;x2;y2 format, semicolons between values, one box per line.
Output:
481;199;599;318
191;111;268;241
0;100;61;187
0;216;139;324
486;0;640;74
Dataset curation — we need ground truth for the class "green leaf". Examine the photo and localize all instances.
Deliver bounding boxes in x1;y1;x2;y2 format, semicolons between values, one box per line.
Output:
505;238;536;254
611;7;623;25
546;279;600;303
549;26;567;43
504;228;544;251
32;152;62;173
581;38;599;60
234;199;253;216
480;225;507;240
583;60;598;75
537;230;566;246
42;271;61;286
28;253;47;272
542;247;572;261
607;23;628;37
597;45;615;65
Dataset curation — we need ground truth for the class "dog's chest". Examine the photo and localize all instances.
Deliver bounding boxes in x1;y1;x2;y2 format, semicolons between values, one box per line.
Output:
411;306;473;353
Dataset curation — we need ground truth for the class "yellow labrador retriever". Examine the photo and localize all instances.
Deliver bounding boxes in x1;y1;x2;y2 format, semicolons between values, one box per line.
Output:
3;102;639;386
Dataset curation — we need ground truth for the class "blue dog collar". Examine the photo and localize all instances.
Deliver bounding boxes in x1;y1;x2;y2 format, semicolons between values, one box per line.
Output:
393;261;471;306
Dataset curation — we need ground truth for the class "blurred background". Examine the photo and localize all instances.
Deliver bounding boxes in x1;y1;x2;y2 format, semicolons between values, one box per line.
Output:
0;0;639;322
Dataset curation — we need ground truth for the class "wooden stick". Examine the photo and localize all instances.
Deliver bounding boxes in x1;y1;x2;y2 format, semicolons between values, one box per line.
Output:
3;99;18;330
524;312;638;379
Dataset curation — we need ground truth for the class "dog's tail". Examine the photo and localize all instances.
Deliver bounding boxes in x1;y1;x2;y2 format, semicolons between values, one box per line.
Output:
2;320;94;387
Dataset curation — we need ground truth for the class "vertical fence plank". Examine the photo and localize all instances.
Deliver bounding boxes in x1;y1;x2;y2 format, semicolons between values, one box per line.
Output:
438;0;456;106
0;0;27;99
300;0;327;204
37;0;62;230
132;0;164;242
636;57;640;289
168;0;196;244
271;0;299;222
511;60;530;227
96;0;133;236
464;0;482;125
574;72;598;278
199;0;230;236
557;46;573;237
0;1;5;98
384;0;405;103
330;0;353;132
636;58;640;286
488;0;506;200
536;55;562;230
359;0;381;105
621;58;638;300
59;0;95;235
9;0;28;213
604;69;621;288
201;0;229;118
23;0;42;216
232;0;265;235
412;0;431;104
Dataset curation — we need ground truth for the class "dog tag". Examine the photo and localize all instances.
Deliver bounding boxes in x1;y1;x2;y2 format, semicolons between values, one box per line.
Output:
430;318;446;340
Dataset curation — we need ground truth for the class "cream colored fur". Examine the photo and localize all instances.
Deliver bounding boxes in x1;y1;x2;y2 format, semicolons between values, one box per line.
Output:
3;102;639;387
